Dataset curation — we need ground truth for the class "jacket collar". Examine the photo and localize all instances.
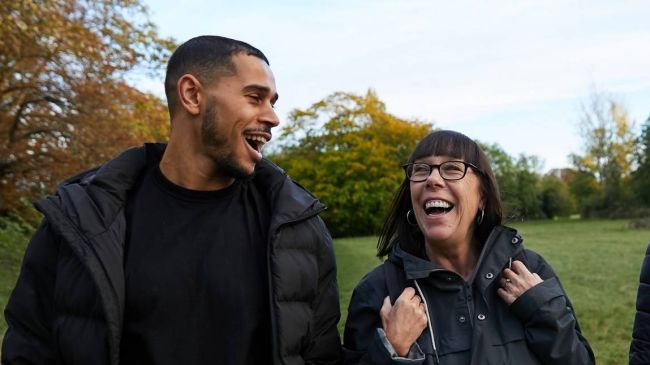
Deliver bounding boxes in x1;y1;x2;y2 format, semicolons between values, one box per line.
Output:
252;158;326;233
40;143;325;235
389;226;525;288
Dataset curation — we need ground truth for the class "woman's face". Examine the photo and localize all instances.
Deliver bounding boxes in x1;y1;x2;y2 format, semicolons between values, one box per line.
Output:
409;154;483;249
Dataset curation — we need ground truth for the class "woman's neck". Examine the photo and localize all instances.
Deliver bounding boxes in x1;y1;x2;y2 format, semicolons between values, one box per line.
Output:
425;238;479;281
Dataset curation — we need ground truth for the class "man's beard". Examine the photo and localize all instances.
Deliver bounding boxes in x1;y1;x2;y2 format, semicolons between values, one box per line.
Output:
201;99;254;180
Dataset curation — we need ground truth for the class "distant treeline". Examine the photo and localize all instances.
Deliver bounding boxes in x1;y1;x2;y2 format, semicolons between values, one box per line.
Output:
269;90;650;237
1;1;648;238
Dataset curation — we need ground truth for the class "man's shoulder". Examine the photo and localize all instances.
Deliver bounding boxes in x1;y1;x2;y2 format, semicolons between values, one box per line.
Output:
254;159;323;207
55;144;152;190
35;144;152;228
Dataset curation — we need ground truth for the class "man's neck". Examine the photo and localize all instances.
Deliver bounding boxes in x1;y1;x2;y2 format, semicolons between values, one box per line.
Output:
159;138;235;191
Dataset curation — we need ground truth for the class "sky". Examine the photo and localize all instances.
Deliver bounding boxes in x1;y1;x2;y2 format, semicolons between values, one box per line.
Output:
136;0;650;172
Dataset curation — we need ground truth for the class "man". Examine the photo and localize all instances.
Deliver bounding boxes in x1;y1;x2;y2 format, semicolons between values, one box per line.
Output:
2;35;342;365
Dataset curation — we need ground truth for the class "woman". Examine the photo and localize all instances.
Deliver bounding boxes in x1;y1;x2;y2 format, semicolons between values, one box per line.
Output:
343;130;594;364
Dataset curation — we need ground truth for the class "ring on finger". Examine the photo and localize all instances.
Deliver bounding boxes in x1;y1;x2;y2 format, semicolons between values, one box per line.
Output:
505;278;511;284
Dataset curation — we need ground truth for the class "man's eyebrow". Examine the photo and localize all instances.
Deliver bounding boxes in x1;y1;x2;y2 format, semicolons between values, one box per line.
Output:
243;84;279;104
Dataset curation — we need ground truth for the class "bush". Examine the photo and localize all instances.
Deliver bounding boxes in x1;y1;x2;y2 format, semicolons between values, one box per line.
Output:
0;215;33;269
630;217;650;229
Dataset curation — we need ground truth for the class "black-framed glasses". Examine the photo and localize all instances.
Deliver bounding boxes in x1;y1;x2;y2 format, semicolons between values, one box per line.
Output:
402;161;482;182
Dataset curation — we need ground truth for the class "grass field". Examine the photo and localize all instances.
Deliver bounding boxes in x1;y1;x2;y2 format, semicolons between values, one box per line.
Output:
0;219;30;349
334;219;650;365
1;219;648;364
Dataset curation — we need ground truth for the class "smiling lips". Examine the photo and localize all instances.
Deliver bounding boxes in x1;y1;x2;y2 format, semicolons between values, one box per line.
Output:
244;130;271;157
424;199;454;215
245;134;268;152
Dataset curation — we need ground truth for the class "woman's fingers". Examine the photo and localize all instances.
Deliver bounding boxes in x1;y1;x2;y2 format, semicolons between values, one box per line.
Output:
499;260;544;306
382;287;428;356
510;260;529;274
380;296;392;320
497;287;516;305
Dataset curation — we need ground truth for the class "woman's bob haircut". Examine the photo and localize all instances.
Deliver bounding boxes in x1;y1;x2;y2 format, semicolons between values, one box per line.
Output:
377;130;503;258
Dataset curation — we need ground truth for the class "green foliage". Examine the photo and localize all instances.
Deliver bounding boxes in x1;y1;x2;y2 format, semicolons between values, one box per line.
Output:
269;90;432;237
0;215;32;267
566;169;601;217
334;219;647;364
0;215;33;342
479;143;543;220
513;155;544;219
538;174;574;218
570;93;638;215
632;117;650;206
630;217;650;229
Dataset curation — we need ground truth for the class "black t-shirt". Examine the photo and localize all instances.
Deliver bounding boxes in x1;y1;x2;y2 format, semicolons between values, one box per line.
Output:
120;156;271;364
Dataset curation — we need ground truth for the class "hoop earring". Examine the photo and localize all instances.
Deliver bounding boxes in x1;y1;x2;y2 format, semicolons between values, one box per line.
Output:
476;208;485;225
406;210;418;226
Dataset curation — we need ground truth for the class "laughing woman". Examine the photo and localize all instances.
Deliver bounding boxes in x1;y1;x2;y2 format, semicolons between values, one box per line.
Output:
343;130;594;365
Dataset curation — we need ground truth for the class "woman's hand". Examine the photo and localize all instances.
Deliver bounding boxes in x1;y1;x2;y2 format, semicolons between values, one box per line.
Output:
380;287;428;357
497;260;543;305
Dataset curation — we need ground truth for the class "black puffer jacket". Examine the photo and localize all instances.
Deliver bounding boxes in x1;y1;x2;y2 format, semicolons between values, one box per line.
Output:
343;226;594;365
630;242;650;365
2;144;342;365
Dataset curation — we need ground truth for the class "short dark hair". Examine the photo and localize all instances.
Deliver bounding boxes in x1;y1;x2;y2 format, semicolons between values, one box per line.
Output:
164;35;269;117
377;130;503;258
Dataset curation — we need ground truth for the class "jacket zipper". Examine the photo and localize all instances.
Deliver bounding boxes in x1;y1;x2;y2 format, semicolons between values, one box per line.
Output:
414;279;440;364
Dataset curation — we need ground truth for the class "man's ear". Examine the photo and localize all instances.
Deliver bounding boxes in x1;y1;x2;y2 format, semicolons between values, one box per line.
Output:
177;74;202;116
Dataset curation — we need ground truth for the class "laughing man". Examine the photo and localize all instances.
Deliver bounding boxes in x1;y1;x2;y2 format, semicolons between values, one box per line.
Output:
2;35;342;365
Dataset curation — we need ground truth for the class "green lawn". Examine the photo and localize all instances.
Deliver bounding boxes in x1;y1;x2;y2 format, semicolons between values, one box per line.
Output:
0;220;30;348
334;219;650;365
1;219;648;364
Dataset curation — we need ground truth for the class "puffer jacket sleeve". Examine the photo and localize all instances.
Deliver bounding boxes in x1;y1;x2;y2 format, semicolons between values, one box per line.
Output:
509;250;595;365
343;266;425;365
303;217;343;365
2;221;59;364
630;242;650;365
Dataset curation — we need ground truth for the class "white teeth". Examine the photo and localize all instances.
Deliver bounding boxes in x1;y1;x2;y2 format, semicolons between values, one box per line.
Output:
244;135;268;153
425;200;451;209
244;135;268;144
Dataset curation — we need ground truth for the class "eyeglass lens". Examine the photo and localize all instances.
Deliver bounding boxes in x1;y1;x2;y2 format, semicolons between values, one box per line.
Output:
409;161;467;181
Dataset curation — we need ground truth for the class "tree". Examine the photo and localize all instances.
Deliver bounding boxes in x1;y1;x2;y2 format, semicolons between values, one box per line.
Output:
479;143;542;220
0;0;175;217
632;116;650;206
570;92;637;214
539;174;574;218
513;154;543;219
564;168;601;218
269;90;432;237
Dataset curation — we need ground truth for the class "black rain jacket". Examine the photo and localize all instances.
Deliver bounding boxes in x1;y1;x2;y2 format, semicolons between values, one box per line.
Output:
630;242;650;365
343;226;595;365
2;143;342;365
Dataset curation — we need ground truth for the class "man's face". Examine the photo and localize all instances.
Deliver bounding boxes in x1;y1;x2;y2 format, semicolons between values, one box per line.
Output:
200;54;279;179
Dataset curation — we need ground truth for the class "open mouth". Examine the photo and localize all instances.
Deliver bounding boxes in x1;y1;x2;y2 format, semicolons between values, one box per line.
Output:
423;199;454;216
244;134;268;154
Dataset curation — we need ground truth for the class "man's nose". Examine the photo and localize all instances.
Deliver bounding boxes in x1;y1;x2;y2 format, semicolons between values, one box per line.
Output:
260;104;279;128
